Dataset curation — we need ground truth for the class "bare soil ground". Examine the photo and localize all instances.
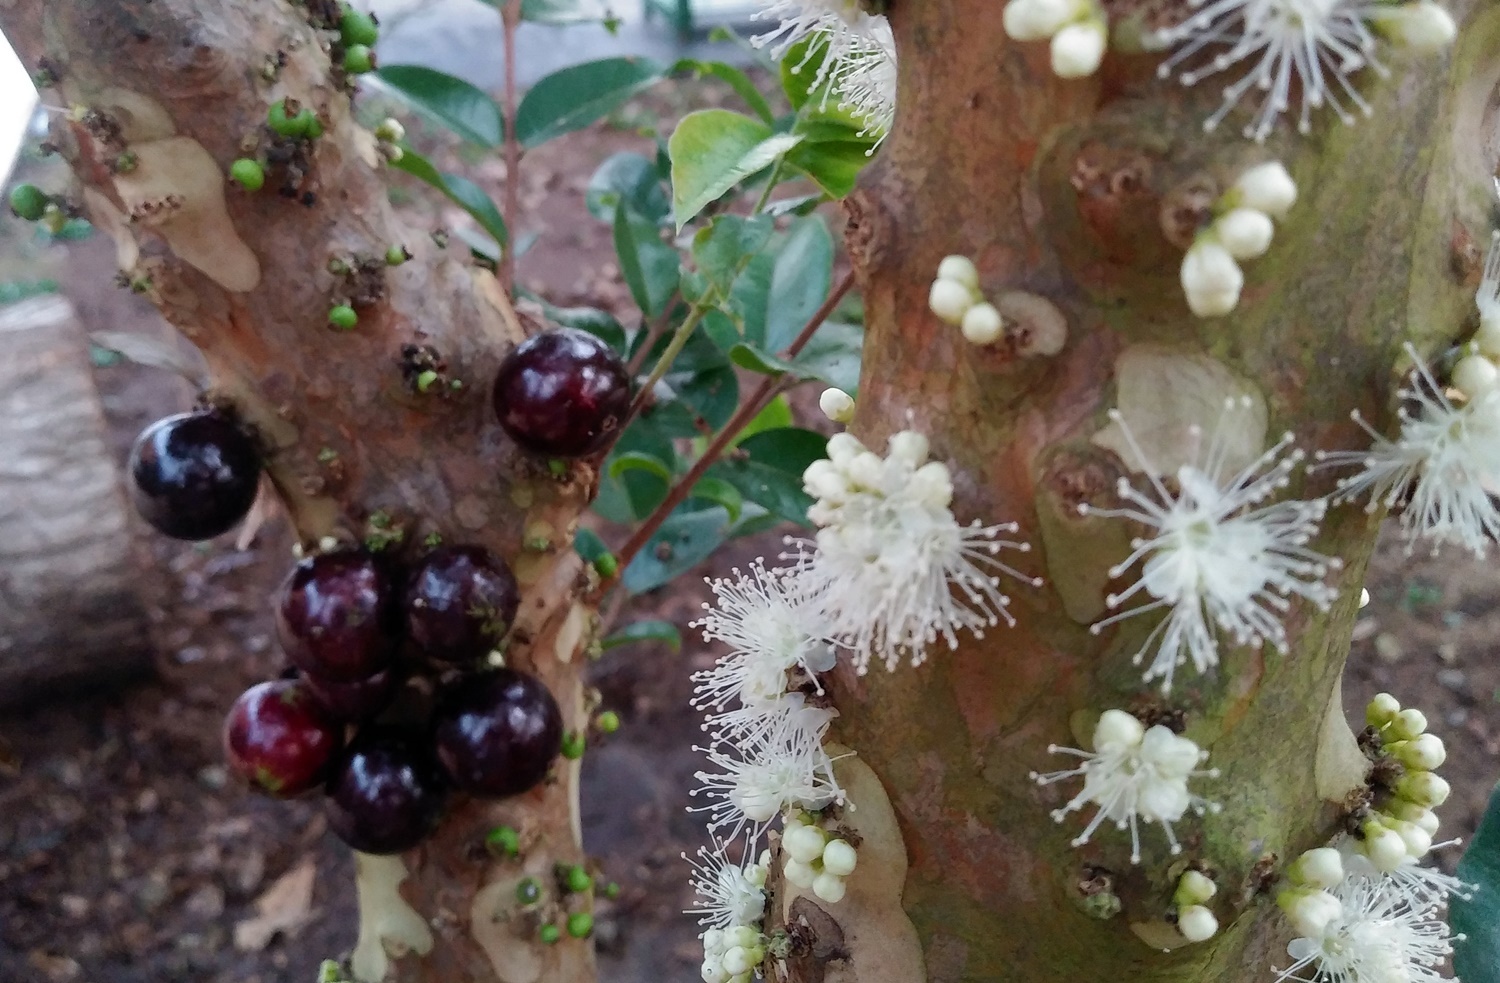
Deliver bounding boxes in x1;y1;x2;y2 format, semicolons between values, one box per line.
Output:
0;83;1496;983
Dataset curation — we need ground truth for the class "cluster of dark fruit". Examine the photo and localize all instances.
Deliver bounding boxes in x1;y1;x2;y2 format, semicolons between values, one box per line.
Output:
224;542;564;854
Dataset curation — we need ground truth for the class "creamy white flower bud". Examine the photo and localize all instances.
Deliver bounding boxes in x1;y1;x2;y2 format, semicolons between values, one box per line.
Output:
1392;733;1447;771
1397;771;1451;808
783;858;818;888
720;946;755;976
804;459;849;502
1288;847;1344;890
703;929;726;955
846;451;885;489
819;387;857;423
1177;904;1219;942
1174;870;1217;906
929;277;976;325
1366;692;1401;727
812;871;848;903
1373;0;1457;49
723;926;760;949
825;432;864;466
702;958;731;983
1389;708;1428;741
375;118;406;143
1452;355;1499;400
1093;709;1146;752
1214;207;1276;260
1003;0;1079;40
936;255;981;291
1385;817;1434;859
821;839;859;877
783;823;829;864
887;431;931;468
1181;241;1244;317
1361;822;1411;872
1281;889;1342;939
1232;162;1297;220
961;302;1005;345
1475;318;1500;357
1050;20;1107;78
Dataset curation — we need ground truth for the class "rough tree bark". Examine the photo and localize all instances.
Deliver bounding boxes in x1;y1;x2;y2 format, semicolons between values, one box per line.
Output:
0;3;596;982
820;0;1500;981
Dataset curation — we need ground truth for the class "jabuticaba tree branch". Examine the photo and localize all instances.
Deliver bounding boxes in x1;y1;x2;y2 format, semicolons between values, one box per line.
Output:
0;3;598;982
817;0;1500;979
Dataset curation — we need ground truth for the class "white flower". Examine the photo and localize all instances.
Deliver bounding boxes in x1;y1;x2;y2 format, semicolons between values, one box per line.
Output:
1314;342;1500;558
753;2;897;141
690;706;844;840
1214;207;1276;260
789;430;1040;674
685;838;769;931
1030;709;1219;863
1081;400;1340;694
1177;904;1220;942
1153;0;1453;142
691;563;836;716
1275;872;1461;983
1337;835;1476;910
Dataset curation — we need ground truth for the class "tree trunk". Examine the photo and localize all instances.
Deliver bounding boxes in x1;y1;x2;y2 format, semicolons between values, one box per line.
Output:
0;4;596;981
819;1;1500;981
0;294;151;707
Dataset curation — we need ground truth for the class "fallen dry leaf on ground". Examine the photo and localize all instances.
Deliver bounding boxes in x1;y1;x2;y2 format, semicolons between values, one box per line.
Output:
233;856;317;951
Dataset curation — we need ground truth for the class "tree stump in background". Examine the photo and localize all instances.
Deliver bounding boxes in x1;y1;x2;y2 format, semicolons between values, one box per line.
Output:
0;294;150;708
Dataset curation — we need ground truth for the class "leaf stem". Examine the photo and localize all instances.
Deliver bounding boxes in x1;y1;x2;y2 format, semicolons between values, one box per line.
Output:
500;0;523;293
621;299;712;427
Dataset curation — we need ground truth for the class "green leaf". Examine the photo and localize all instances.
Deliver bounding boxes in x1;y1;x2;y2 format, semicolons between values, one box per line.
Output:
608;451;674;483
668;109;803;229
391;149;508;246
515;57;669;148
692;215;773;291
600;619;682;652
377;65;504;146
728;251;774;345
686;476;744;522
786;139;873;199
765;216;834;351
594;418;674;523
729;342;794;376
779;35;826;111
708;427;826;524
613;206;680;317
1453;783;1500;983
673;59;776;124
621;506;733;593
791;319;864;393
733;394;794;445
586;152;670;223
544;305;631;354
572;527;610;563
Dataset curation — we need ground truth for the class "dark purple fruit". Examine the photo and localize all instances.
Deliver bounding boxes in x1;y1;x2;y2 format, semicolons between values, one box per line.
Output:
223;679;341;798
491;328;631;458
275;550;394;682
304;666;400;722
324;729;446;855
431;669;563;798
405;546;520;663
128;411;261;540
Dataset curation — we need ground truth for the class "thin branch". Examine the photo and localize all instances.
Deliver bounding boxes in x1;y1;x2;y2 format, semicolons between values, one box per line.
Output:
626;293;681;376
622;301;711;426
500;0;523;294
595;270;856;597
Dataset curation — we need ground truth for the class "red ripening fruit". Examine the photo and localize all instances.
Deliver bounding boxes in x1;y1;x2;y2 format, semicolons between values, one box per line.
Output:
491;328;631;458
405;545;520;664
128;411;262;540
223;679;342;798
324;729;446;855
303;665;400;722
431;669;563;798
275;549;395;682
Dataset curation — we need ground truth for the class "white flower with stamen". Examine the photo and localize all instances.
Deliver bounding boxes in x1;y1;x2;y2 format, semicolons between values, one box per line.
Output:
1030;709;1219;863
752;2;897;140
1082;400;1340;693
1152;0;1455;142
823;20;898;137
789;430;1040;674
685;838;769;931
1275;872;1462;983
1315;341;1500;558
1337;835;1476;910
690;706;844;841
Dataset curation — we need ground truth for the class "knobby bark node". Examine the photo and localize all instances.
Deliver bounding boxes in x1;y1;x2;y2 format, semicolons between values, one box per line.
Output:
0;3;599;981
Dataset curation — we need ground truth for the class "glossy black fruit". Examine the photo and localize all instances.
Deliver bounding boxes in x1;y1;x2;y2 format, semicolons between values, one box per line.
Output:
491;328;631;458
324;729;446;855
276;550;395;682
405;546;520;663
223;679;341;798
431;669;563;797
304;665;400;722
128;411;262;540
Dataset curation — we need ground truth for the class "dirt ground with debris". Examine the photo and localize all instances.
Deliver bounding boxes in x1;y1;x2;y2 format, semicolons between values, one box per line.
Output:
1;82;1498;983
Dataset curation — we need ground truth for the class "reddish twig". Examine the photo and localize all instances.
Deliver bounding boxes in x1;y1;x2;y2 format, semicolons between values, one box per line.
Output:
500;0;522;293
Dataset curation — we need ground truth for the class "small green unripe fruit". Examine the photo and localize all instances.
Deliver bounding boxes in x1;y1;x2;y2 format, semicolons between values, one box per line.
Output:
230;158;265;192
592;553;618;578
301;111;324;139
563;865;592;893
343;45;376;74
485;824;520;857
385;244;409;266
9;183;48;221
516;877;542;905
339;6;380;47
595;710;620;734
328;305;358;330
566;913;593;939
560;731;585;760
267;100;305;137
602;881;620;900
538;923;561;944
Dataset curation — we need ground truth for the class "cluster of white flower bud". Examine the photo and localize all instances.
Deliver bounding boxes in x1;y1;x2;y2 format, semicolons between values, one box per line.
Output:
928;255;1004;345
1172;869;1220;942
1457;239;1500;396
1277;847;1350;941
1358;693;1450;872
688;844;771;983
1001;0;1108;77
1180;162;1297;317
780;810;859;904
702;922;767;983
